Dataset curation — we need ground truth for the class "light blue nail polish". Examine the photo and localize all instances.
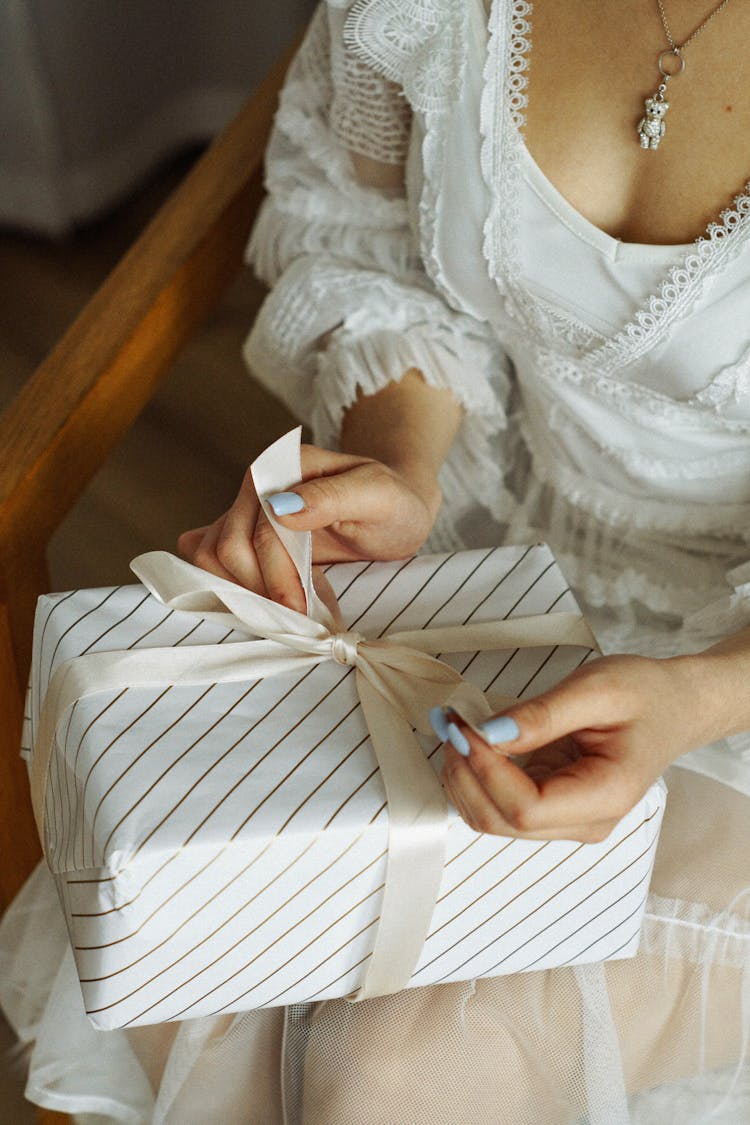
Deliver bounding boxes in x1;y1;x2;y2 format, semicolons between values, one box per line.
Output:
479;715;520;745
429;706;451;743
447;722;471;758
267;491;305;516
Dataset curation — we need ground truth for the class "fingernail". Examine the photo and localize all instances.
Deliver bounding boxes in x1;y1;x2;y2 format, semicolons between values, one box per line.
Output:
479;715;520;745
447;722;471;758
267;491;305;516
429;706;451;742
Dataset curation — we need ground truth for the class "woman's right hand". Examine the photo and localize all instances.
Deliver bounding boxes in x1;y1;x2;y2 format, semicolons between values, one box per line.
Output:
177;443;442;615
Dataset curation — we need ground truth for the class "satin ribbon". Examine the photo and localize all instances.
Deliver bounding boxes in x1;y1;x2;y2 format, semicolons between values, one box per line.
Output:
30;428;596;1002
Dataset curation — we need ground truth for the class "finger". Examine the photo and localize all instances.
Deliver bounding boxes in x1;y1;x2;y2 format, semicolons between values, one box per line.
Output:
441;748;618;844
179;519;242;585
463;731;640;834
265;460;402;536
204;471;267;592
251;505;307;613
177;526;210;559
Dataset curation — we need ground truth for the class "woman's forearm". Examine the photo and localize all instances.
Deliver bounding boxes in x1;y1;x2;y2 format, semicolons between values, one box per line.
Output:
339;368;464;519
688;623;750;742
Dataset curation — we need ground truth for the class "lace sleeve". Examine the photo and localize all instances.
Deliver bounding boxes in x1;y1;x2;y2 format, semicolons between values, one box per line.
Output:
243;2;505;480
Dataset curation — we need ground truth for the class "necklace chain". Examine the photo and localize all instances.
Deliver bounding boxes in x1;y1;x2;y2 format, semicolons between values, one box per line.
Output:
656;0;734;52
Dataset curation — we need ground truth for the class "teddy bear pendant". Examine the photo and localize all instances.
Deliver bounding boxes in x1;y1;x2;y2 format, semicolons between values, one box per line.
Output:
637;83;671;149
637;47;685;150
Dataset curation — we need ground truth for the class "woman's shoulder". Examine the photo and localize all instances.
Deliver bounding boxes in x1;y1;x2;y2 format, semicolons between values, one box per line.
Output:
326;0;480;113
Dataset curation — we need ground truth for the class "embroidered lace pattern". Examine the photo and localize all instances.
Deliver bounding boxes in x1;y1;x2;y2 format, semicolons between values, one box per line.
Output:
330;27;413;165
481;0;533;319
343;0;469;114
589;193;750;375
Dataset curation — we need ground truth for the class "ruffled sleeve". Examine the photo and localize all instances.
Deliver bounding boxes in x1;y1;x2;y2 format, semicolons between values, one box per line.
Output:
243;1;507;544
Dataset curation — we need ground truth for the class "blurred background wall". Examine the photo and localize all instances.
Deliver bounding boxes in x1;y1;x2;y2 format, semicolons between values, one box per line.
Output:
0;0;315;234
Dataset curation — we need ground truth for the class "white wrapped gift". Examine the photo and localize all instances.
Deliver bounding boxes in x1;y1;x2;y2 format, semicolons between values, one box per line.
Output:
25;431;666;1030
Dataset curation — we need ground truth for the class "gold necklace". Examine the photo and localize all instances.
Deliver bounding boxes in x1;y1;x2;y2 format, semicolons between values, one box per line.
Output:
637;0;734;150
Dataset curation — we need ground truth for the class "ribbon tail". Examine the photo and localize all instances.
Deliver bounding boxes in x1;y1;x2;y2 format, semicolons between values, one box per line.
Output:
350;672;449;1002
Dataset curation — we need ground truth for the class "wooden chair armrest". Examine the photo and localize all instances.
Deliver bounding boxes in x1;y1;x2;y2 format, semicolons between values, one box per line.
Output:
0;45;293;684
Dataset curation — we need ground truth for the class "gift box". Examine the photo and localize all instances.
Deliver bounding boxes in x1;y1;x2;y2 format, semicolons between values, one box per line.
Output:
25;431;666;1030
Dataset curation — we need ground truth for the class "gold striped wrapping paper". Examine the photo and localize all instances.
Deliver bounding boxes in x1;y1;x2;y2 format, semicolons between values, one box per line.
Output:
23;543;666;1029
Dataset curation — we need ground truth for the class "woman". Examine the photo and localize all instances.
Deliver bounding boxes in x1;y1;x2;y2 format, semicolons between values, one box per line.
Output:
3;1;750;1120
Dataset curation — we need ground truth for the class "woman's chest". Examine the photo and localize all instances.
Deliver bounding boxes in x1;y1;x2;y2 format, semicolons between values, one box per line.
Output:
522;0;750;245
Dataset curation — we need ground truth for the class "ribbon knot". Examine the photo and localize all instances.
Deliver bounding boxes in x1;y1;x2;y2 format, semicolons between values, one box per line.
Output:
30;429;598;1008
331;630;364;666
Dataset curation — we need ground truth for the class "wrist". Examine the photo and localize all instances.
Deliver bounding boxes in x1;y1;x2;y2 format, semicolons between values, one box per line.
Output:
384;456;443;522
672;642;750;744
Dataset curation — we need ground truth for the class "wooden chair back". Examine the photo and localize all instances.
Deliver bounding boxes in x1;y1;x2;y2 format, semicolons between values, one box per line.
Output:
0;45;294;1125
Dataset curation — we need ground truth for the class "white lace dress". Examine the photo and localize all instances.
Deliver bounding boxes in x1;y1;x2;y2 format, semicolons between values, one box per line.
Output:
2;2;750;1122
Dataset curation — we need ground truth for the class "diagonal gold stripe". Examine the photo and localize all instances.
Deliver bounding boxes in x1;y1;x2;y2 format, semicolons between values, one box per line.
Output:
74;669;359;935
427;809;660;984
67;689;130;871
46;587;122;687
78;733;377;978
69;663;326;889
346;555;419;632
59;703;79;868
80;686;173;869
99;845;389;1022
78;591;151;658
198;895;383;1020
90;685;216;854
374;553;457;636
434;837;517;905
480;840;656;977
418;548;498;630
126;608;175;649
458;581;571;680
125;884;384;1024
299;951;373;1006
331;560;376;603
33;589;78;745
421;842;553;949
519;869;652;973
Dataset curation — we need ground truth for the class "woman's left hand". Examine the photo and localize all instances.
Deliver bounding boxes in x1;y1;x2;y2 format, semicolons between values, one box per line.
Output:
437;652;717;843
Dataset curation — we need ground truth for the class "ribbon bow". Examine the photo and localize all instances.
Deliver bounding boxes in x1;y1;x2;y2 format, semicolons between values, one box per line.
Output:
30;429;595;1002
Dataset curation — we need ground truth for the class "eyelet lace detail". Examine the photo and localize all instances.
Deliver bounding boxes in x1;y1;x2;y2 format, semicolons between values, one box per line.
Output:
343;0;468;114
589;192;750;374
481;0;532;318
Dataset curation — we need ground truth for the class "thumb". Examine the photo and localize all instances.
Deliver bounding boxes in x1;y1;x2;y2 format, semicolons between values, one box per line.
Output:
264;462;392;533
478;665;617;755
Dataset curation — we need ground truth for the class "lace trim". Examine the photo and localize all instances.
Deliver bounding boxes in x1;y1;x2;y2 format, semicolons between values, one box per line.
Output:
342;0;468;114
529;296;606;355
539;404;750;483
536;354;750;435
689;342;750;412
590;191;750;374
270;85;410;222
481;0;533;321
520;419;750;539
480;0;750;366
